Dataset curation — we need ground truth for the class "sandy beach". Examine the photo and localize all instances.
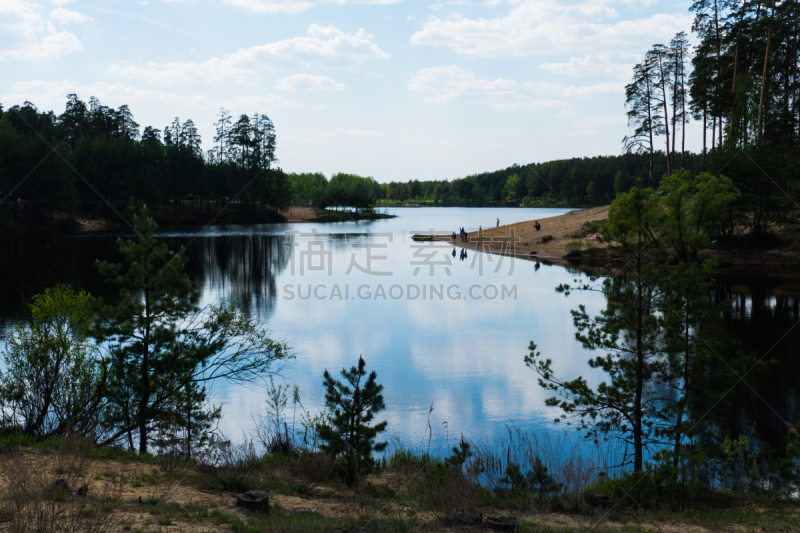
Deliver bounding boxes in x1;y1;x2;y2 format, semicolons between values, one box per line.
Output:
457;206;610;262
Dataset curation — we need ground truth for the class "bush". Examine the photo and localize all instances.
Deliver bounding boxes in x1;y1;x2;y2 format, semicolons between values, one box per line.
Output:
541;235;554;243
565;240;584;251
0;285;106;439
196;438;264;493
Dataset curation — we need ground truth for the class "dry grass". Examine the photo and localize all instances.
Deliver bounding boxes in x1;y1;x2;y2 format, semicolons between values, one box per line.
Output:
0;432;796;532
0;437;123;533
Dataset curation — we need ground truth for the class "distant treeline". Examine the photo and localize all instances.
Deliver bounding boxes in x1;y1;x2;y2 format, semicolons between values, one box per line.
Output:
0;97;292;220
0;95;704;220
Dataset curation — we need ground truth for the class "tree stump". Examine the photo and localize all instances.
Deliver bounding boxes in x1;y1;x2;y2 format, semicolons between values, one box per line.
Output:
453;508;482;525
236;490;270;514
485;516;518;532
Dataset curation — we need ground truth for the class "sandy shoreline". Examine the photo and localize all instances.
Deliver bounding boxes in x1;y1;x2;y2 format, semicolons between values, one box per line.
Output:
455;206;610;263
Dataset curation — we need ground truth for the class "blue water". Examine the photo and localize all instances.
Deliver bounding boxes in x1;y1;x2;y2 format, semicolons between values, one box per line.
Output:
2;206;799;461
176;207;609;455
0;207;608;456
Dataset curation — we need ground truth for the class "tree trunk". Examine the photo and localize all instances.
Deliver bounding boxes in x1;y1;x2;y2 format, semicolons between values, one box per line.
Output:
657;52;672;175
672;48;679;172
757;3;776;146
139;248;152;455
681;47;687;169
712;115;717;155
185;382;192;459
634;229;645;473
702;106;708;167
714;0;723;149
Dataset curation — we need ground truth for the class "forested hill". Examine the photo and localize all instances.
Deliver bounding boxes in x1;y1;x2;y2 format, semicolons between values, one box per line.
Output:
0;97;290;222
375;152;706;207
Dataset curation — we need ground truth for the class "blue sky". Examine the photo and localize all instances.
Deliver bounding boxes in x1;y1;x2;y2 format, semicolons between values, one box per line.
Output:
1;0;695;182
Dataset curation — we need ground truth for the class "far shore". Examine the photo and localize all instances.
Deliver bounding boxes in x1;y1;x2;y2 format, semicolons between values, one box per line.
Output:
452;206;800;281
456;206;610;266
0;205;394;235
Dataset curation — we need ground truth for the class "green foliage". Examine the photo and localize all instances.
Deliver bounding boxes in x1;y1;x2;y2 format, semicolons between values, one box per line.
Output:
502;173;523;203
94;209;198;454
0;285;106;438
321;173;383;211
541;235;553;243
656;171;740;261
529;187;674;472
498;457;560;502
94;209;290;454
319;356;387;484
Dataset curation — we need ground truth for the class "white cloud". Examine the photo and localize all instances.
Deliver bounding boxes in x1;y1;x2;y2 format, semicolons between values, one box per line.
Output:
540;53;642;78
235;24;388;67
5;79;298;118
408;65;517;103
318;129;386;139
275;73;345;91
109;24;389;89
50;0;76;5
524;79;625;97
1;29;83;60
1;1;47;41
50;8;91;24
408;66;623;112
491;98;561;112
0;0;84;60
618;0;658;8
567;81;625;97
108;25;385;87
221;0;405;14
523;81;566;93
410;0;691;63
108;59;257;86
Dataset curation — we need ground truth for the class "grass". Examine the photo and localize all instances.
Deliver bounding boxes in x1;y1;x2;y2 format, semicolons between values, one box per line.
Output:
2;434;800;533
541;235;554;243
565;240;584;252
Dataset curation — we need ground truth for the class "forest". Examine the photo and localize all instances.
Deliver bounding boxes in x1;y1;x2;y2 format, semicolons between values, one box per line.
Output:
2;0;797;223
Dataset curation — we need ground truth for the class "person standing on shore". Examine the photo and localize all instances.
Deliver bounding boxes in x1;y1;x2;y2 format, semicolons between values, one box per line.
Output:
496;218;499;227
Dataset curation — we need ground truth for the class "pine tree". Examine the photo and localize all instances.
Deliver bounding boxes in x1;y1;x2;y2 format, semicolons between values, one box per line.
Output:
319;356;387;484
527;188;669;472
95;209;198;453
623;57;661;186
213;108;232;163
526;456;560;502
95;209;290;454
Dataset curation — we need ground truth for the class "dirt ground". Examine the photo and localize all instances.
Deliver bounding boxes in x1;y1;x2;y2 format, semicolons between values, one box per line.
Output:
3;450;769;533
279;206;321;222
457;206;610;263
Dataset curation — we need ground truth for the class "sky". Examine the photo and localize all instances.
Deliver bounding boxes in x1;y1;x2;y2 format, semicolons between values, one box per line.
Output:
1;0;697;183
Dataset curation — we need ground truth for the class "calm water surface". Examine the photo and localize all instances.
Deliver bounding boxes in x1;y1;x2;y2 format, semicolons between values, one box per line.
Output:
1;207;799;457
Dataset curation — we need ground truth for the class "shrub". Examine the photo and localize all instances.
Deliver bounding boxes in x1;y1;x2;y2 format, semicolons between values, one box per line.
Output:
565;240;584;251
541;235;554;243
0;285;105;439
196;438;264;493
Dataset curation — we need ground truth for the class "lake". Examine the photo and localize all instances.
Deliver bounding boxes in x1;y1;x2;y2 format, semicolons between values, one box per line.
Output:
1;207;798;459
